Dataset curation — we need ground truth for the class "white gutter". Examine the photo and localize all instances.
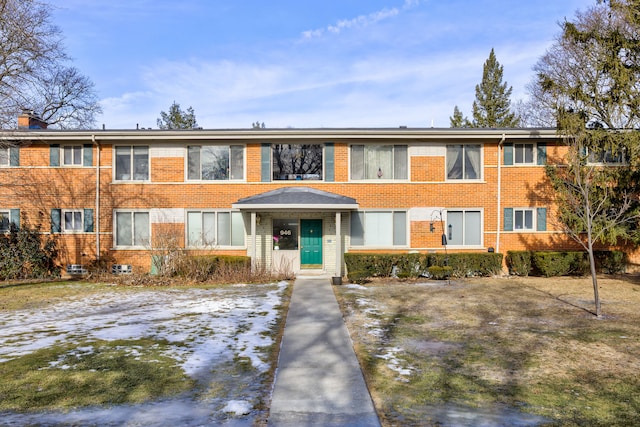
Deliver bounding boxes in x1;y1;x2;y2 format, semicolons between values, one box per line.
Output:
496;133;505;254
93;135;100;261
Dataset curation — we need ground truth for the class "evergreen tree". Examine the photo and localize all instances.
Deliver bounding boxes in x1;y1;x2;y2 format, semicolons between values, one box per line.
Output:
449;105;470;128
471;48;519;128
157;102;198;130
533;1;640;316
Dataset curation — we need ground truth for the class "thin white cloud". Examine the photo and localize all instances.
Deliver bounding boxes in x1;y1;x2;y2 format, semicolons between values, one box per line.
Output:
302;6;401;39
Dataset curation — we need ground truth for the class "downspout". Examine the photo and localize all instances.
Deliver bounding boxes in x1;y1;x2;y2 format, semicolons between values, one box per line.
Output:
496;133;505;254
93;135;100;261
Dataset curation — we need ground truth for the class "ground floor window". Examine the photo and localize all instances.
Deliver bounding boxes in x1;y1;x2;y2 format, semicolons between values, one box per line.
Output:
350;211;407;247
0;210;9;232
187;211;244;247
272;219;299;250
115;211;150;247
446;210;482;246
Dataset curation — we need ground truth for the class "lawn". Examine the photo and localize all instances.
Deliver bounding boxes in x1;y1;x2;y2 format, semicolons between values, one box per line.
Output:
0;280;290;426
334;275;640;427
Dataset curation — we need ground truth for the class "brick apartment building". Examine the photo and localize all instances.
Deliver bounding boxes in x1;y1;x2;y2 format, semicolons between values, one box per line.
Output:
1;110;594;276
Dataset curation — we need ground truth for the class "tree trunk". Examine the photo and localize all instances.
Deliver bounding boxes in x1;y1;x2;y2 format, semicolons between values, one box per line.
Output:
587;245;601;317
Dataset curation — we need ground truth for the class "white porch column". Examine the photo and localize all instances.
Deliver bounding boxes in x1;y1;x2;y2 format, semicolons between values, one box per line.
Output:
335;211;342;277
251;211;257;271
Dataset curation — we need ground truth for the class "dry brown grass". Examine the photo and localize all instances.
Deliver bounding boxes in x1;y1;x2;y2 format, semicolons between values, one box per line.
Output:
335;275;640;426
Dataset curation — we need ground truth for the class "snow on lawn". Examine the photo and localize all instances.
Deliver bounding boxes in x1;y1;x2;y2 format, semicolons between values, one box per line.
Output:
346;287;414;382
0;281;288;426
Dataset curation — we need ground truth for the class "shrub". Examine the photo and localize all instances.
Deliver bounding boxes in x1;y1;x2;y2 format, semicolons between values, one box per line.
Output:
345;252;503;281
506;251;532;276
427;265;452;280
0;222;60;280
531;251;588;277
594;250;627;274
174;255;251;282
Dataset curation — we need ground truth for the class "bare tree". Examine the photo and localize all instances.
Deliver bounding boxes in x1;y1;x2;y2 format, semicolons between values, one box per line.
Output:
0;0;101;129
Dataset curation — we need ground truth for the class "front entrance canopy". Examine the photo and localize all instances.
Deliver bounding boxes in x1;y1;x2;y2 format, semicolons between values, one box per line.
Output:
233;187;357;276
232;186;359;211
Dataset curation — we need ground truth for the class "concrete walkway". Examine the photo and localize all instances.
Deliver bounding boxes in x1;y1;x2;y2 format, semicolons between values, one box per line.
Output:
268;276;381;427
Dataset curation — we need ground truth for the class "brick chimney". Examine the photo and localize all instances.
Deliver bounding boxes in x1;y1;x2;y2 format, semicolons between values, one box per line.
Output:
18;109;48;129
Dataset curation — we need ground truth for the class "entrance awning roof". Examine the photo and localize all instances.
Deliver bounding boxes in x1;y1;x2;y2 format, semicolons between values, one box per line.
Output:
232;187;359;211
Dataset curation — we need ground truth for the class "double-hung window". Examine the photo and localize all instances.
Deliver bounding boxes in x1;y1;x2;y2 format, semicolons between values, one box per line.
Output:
350;211;407;247
446;210;482;246
187;145;244;180
351;145;408;180
446;144;481;180
115;146;149;181
186;211;244;247
63;210;83;232
504;207;546;232
63;146;83;166
504;142;546;166
272;144;323;181
514;143;535;164
115;211;149;247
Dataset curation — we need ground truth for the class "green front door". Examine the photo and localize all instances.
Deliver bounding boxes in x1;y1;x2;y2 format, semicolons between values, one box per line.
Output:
300;219;322;267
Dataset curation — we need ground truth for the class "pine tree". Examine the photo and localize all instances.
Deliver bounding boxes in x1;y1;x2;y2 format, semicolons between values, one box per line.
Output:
157;102;198;130
449;105;470;128
471;48;519;128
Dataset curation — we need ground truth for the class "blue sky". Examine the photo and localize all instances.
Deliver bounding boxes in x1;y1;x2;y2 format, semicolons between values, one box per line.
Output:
52;0;593;129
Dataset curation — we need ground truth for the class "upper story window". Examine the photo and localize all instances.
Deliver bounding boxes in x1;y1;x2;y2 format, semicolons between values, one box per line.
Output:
115;146;149;181
587;148;626;165
504;142;546;166
514;143;534;164
0;148;8;166
0;146;18;167
63;145;83;166
351;145;408;180
272;144;323;181
447;144;481;180
187;145;244;181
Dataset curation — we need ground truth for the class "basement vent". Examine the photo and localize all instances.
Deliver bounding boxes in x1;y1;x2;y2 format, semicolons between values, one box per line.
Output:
111;264;132;274
66;264;87;275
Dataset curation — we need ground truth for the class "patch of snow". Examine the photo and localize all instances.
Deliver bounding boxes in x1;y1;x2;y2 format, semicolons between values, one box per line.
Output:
223;400;253;415
344;284;368;290
0;281;289;426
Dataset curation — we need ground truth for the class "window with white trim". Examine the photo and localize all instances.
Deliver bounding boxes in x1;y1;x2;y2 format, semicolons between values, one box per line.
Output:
504;207;547;232
446;144;481;180
350;145;408;180
62;210;83;233
350;211;407;247
115;146;149;181
514;143;534;164
186;211;244;247
446;210;482;246
115;211;149;247
514;209;534;230
187;145;244;180
62;145;83;166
